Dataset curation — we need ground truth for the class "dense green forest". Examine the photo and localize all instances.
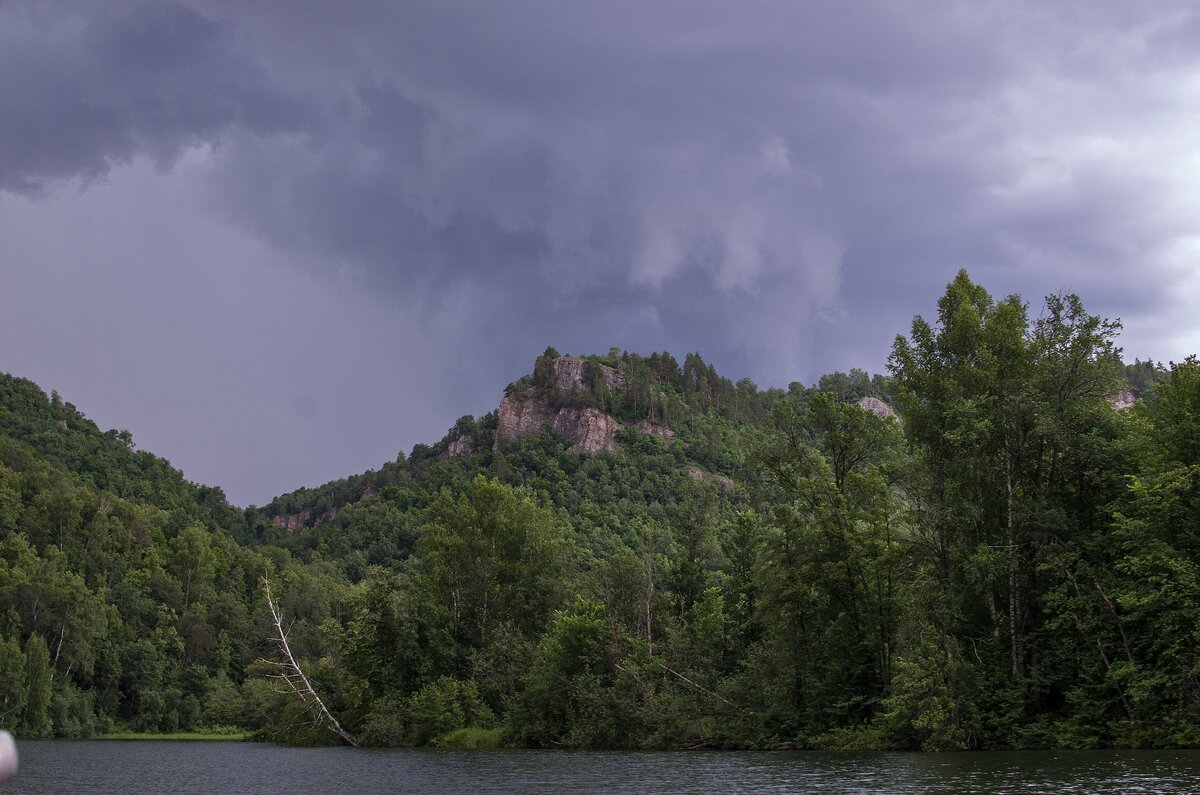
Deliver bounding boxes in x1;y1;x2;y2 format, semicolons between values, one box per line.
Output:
0;270;1195;750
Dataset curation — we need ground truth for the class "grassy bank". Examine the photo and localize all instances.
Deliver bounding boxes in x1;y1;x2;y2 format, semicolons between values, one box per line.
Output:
101;730;250;741
432;727;506;749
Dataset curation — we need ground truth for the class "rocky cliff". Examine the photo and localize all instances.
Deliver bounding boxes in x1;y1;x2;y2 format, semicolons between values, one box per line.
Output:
491;355;672;456
634;420;675;445
443;435;474;458
271;506;338;532
858;396;896;419
1110;389;1136;411
553;356;625;392
494;394;620;455
271;510;310;532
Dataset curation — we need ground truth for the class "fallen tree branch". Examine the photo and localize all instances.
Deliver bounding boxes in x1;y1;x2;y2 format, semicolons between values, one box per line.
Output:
655;662;744;712
259;577;357;746
613;660;647;689
614;658;746;714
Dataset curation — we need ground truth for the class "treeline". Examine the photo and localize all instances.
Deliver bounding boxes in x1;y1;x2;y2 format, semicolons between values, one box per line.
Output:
515;346;791;427
0;270;1195;749
0;375;361;737
0;416;260;736
257;272;1197;750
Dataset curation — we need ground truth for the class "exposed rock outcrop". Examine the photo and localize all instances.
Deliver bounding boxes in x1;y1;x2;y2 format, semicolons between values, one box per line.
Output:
444;435;474;457
553;356;624;392
495;394;556;447
492;355;683;456
271;507;337;532
1110;389;1136;411
858;396;896;419
272;511;310;532
634;421;675;445
559;406;620;455
494;394;620;455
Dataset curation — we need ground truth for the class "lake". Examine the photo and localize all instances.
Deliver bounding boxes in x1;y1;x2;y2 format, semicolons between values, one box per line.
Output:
9;741;1200;793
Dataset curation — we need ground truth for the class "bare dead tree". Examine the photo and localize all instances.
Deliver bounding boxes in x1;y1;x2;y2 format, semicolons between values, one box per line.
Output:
655;662;743;712
613;659;745;714
259;577;357;746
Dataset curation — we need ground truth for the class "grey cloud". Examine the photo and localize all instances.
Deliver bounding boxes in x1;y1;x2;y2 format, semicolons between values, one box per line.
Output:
0;1;296;194
10;2;1197;355
5;0;1200;501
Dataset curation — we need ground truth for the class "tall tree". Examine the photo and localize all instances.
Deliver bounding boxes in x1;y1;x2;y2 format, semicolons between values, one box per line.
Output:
22;633;51;738
889;271;1123;745
417;477;568;659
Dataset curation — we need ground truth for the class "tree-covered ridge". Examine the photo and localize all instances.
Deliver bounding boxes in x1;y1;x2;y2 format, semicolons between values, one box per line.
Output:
261;345;857;534
0;270;1196;749
0;376;351;738
0;376;245;535
0;427;259;736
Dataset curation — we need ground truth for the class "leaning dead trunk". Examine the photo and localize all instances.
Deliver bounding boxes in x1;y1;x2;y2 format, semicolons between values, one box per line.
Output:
1006;440;1021;678
259;577;357;746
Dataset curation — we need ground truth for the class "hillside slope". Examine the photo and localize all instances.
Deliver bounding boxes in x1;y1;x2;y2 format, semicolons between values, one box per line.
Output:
0;272;1194;750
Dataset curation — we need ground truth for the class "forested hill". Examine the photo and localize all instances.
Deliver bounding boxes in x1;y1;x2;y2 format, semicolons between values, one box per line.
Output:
0;376;247;535
0;270;1196;750
259;347;890;537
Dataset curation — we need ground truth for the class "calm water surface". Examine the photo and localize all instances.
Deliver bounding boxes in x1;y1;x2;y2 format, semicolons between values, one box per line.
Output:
9;741;1200;794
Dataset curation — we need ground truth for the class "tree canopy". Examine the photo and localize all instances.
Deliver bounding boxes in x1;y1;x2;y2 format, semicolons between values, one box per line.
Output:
0;271;1195;749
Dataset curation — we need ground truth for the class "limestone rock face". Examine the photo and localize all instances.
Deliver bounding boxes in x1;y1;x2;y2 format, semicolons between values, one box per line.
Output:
559;406;620;455
858;396;896;419
271;507;337;532
553;356;624;392
634;421;675;445
271;511;310;532
495;394;555;447
445;435;474;457
494;394;620;455
493;355;628;455
1110;389;1136;411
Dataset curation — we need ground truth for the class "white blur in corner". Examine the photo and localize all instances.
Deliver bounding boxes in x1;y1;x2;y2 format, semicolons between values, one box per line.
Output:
0;731;16;783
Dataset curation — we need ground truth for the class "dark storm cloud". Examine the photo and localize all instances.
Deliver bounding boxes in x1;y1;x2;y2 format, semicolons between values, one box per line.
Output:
5;0;1200;501
0;2;301;194
188;1;1200;377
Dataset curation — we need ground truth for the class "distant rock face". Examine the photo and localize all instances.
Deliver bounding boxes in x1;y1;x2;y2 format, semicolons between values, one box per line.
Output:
445;435;474;457
491;356;630;455
559;406;620;455
271;507;337;532
634;421;675;445
494;395;620;455
272;511;310;532
495;394;555;447
858;396;896;419
553;356;624;392
1110;389;1136;411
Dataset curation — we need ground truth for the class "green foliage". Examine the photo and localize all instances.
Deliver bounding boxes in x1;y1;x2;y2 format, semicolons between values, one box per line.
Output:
0;636;25;731
0;279;1195;749
21;633;51;738
1123;358;1170;397
202;673;247;727
406;677;495;745
50;679;97;738
510;598;625;747
418;476;567;654
360;677;495;746
432;726;505;748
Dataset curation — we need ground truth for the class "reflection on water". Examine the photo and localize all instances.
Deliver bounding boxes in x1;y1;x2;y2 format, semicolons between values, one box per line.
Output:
9;741;1200;794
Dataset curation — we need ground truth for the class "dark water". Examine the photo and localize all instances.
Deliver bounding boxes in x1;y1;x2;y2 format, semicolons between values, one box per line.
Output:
8;741;1200;794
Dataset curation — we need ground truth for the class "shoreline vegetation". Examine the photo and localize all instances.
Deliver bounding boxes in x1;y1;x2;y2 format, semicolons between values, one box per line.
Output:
0;270;1196;751
99;729;249;742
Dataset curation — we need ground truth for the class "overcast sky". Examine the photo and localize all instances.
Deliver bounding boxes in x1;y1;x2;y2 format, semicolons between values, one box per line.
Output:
4;1;1200;505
